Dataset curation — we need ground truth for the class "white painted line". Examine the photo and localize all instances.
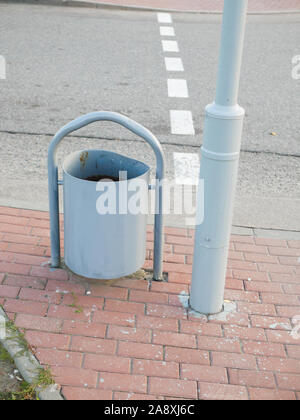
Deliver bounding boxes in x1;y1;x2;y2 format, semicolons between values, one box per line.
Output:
170;110;195;135
162;40;179;53
165;57;184;72
173;152;200;185
160;26;175;37
157;13;172;23
168;79;189;98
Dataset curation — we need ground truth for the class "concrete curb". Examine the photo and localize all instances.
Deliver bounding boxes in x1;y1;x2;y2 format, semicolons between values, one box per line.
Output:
0;306;64;401
1;198;299;240
2;0;300;15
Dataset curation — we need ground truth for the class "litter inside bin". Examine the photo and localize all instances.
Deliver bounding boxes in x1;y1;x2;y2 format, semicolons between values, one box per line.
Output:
85;175;119;182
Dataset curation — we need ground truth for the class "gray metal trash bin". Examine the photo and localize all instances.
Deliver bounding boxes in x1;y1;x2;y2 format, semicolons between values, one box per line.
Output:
63;149;150;279
48;112;165;281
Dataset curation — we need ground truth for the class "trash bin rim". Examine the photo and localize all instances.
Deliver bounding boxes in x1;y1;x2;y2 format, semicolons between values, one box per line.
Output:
62;148;151;184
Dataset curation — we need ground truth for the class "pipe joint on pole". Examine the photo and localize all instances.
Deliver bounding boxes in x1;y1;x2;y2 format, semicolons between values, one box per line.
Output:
206;102;245;120
190;104;245;314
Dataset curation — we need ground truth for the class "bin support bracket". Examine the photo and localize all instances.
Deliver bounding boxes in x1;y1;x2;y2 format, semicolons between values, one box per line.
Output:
48;111;165;281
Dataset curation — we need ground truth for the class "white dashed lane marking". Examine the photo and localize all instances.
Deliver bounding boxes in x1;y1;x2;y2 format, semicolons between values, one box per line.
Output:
157;13;196;146
162;40;179;53
157;13;173;23
160;26;175;37
167;79;189;98
170;110;195;135
165;57;184;72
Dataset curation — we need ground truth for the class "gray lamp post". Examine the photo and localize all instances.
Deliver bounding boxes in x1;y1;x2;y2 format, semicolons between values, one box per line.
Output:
190;0;248;314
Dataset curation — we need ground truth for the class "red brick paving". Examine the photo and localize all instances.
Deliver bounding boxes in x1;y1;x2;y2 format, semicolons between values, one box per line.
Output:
0;206;299;400
88;0;300;12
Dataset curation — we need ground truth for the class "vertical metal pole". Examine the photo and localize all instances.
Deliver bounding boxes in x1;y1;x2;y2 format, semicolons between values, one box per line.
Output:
190;0;248;314
48;144;61;268
153;169;164;281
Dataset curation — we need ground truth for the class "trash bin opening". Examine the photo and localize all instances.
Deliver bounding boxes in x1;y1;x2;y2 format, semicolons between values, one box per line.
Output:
63;149;150;183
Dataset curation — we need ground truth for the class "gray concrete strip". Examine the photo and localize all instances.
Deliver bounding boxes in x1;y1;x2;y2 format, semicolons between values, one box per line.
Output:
253;228;300;241
1;199;300;241
0;131;299;235
231;226;254;236
1;195;299;240
0;306;64;401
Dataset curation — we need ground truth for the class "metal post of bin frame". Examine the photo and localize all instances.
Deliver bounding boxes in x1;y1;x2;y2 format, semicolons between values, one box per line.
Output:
48;111;165;281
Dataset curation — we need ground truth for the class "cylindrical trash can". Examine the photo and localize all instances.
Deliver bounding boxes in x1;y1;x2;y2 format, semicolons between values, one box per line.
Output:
63;149;150;279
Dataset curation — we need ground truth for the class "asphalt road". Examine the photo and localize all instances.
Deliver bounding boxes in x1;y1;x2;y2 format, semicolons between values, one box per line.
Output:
0;3;299;232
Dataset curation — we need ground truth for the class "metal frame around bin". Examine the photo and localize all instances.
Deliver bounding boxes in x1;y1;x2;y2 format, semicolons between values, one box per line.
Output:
48;111;165;281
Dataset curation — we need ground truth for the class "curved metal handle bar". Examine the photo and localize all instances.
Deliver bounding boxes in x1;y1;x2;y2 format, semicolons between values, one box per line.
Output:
48;111;165;281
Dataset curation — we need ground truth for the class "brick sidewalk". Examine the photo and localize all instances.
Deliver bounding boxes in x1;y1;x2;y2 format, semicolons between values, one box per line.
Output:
0;206;299;400
85;0;300;12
